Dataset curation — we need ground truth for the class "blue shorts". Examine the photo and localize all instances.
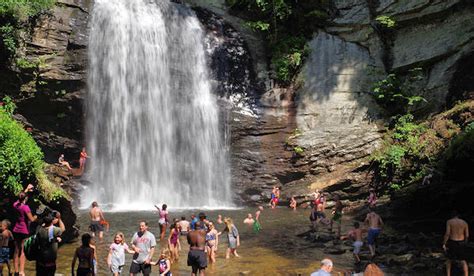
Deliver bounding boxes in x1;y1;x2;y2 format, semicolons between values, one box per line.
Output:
367;228;381;245
0;247;10;264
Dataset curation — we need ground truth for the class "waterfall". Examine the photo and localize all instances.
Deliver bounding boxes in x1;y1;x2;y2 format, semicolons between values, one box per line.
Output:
83;0;232;210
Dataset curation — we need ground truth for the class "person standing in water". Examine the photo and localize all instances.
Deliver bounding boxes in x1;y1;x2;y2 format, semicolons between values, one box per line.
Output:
364;207;384;258
177;217;190;236
155;204;169;241
12;185;36;276
205;222;219;264
187;222;207;276
221;218;240;259
243;214;254;225
79;147;90;172
340;222;365;264
443;210;469;276
167;222;180;264
107;232;134;276
130;221;156;276
71;233;95;276
0;219;13;276
89;202;105;240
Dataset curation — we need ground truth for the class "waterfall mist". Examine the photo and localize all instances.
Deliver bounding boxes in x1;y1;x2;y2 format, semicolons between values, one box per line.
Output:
83;0;232;210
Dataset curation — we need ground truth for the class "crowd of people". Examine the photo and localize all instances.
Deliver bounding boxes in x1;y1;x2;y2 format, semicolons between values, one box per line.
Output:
0;182;471;275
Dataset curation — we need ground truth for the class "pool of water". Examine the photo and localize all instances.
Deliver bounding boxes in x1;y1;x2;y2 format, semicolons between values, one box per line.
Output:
25;207;358;275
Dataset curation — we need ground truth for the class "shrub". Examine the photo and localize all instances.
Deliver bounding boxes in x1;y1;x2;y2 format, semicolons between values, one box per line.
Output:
371;115;432;187
0;106;43;195
0;24;17;55
371;69;426;115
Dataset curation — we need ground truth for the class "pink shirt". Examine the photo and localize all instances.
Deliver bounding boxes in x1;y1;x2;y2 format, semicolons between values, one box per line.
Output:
13;201;31;234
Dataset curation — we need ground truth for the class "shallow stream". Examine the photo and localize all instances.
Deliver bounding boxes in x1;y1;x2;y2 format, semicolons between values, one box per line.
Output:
25;207;358;275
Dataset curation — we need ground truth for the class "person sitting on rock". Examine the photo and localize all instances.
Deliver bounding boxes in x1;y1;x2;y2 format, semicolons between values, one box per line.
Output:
58;153;72;171
289;196;297;211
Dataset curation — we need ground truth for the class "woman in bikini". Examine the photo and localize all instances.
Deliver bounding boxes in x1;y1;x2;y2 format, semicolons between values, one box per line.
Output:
205;222;219;264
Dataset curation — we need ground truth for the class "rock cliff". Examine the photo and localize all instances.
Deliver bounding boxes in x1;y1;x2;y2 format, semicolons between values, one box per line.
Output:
2;0;473;206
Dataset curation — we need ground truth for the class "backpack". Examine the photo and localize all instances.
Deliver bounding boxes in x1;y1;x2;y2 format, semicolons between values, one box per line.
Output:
23;233;40;261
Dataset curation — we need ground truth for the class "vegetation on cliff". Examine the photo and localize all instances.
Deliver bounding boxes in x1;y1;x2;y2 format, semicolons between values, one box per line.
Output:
370;100;474;192
226;0;332;85
0;96;66;202
0;0;56;58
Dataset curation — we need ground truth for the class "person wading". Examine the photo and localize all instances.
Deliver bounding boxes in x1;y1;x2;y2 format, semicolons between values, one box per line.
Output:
364;207;383;259
443;210;469;276
187;222;207;276
130;221;156;276
89;202;105;240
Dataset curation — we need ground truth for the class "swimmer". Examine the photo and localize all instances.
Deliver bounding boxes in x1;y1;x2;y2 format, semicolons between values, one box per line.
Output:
243;214;255;225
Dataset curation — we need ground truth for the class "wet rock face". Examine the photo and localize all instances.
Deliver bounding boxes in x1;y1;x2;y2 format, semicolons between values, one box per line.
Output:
12;0;92;162
193;7;259;105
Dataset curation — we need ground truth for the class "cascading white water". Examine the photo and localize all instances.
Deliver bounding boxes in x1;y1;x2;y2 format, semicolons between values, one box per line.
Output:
83;0;232;210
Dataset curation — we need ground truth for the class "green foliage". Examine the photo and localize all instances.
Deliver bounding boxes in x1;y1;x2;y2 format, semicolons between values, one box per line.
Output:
245;21;270;31
371;68;427;115
371;114;431;188
270;35;308;83
0;24;17;55
228;0;331;84
293;146;304;155
36;170;68;202
0;1;56;59
0;0;56;21
375;15;396;28
1;96;16;115
0;107;44;195
16;57;36;69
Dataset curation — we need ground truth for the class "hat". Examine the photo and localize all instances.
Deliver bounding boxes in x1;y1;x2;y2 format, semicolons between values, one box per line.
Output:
198;212;206;219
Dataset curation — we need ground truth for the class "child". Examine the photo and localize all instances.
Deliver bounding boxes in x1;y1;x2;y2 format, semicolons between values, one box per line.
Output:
0;220;13;276
151;249;172;276
71;233;95;276
340;222;365;264
107;232;135;275
167;223;180;264
289;196;297;211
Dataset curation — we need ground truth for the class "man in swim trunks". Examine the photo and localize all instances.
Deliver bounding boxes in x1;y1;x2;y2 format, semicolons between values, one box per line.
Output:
187;222;207;276
364;207;383;258
89;201;106;240
341;222;365;264
443;210;469;276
